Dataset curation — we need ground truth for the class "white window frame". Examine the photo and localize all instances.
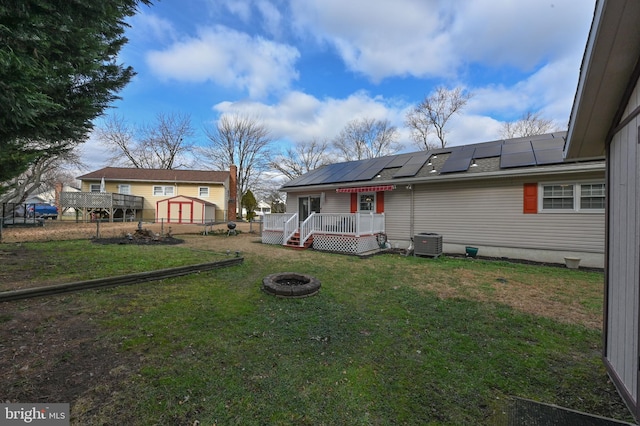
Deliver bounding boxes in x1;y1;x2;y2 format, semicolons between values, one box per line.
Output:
153;185;174;196
89;184;101;193
118;184;131;195
539;181;605;213
199;186;210;197
358;192;376;212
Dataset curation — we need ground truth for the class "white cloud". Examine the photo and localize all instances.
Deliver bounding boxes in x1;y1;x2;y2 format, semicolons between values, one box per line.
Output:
450;0;594;70
128;12;178;44
212;90;413;149
289;0;594;82
145;25;300;99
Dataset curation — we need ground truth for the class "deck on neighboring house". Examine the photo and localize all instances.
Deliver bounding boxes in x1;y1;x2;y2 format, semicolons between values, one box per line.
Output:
262;212;386;255
60;192;144;222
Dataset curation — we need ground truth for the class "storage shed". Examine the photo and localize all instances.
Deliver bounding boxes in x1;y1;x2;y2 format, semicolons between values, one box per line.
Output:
156;195;216;224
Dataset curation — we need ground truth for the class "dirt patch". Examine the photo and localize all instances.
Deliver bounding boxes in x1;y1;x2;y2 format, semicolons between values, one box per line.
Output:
0;297;139;407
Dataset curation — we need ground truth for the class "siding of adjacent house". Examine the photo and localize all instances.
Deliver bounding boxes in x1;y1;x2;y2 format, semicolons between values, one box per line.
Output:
286;171;605;260
80;181;228;222
605;76;640;407
384;174;604;254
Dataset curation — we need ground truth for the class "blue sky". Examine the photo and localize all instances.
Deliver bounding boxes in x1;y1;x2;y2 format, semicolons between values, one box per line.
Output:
80;0;596;170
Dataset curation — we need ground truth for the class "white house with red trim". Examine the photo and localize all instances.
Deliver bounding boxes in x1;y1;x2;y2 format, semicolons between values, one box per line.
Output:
263;132;605;267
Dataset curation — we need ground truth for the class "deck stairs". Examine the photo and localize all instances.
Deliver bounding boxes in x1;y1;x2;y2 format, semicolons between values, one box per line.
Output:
284;231;313;250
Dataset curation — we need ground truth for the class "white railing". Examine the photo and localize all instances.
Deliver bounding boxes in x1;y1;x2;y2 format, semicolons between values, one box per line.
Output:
263;212;385;246
283;213;299;245
262;213;295;231
299;213;315;247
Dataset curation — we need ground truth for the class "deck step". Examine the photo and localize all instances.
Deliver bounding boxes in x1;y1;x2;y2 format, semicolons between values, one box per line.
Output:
284;232;313;250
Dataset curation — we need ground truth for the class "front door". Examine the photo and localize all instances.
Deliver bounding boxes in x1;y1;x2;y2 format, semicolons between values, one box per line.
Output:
298;195;320;222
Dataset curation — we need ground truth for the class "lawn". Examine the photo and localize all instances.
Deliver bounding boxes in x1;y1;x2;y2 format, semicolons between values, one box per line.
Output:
0;237;633;425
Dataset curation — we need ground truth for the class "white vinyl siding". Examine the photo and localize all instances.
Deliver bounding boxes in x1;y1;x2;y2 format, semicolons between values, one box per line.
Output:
386;176;604;254
605;79;640;405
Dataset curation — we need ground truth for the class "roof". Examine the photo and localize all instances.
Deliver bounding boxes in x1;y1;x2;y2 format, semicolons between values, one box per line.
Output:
282;132;604;191
77;167;229;184
565;0;640;158
156;195;217;206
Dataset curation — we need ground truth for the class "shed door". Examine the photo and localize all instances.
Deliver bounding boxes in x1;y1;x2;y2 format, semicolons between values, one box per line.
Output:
169;201;193;223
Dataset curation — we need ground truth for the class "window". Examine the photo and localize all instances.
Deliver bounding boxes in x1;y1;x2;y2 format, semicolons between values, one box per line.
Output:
580;183;605;209
199;187;209;197
540;182;604;212
90;184;101;193
118;184;131;195
153;186;174;196
359;193;375;211
542;185;574;210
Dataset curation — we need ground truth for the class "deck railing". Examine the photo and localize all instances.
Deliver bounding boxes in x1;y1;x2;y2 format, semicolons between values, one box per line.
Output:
263;212;385;247
60;192;144;209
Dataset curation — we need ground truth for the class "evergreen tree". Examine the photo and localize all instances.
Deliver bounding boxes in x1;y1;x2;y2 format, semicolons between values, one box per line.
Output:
0;0;152;192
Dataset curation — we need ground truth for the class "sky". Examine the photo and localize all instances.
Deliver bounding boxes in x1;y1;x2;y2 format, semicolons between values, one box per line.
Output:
80;0;597;172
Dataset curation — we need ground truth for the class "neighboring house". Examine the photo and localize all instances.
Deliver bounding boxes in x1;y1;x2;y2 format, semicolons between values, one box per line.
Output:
264;132;605;267
564;0;640;420
64;166;237;223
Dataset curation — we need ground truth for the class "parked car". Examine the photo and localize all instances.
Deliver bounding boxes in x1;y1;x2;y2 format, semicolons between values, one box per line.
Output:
27;203;58;219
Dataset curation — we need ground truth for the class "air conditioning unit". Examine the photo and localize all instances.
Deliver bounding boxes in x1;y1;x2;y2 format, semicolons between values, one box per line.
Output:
414;233;443;258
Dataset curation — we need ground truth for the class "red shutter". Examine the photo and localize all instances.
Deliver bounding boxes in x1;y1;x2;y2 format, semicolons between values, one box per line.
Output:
350;193;357;213
376;191;384;213
523;183;538;214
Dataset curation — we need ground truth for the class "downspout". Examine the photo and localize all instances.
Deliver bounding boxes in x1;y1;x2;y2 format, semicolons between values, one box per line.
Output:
409;184;415;252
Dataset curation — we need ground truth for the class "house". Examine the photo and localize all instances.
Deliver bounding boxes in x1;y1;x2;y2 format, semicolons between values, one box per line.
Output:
263;132;606;267
564;0;640;419
63;166;237;223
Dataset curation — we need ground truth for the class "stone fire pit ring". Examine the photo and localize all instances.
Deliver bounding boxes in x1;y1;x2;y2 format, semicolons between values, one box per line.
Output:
262;272;321;298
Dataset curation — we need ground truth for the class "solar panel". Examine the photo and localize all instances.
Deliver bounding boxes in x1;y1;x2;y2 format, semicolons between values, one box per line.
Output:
533;148;564;165
440;148;475;173
500;151;537;168
473;142;502;159
353;157;395;181
387;152;418;168
393;154;429;177
501;140;533;154
333;161;367;181
532;138;561;151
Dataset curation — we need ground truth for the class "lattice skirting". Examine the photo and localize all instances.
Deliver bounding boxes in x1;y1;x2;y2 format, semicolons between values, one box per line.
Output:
313;234;379;254
262;230;283;245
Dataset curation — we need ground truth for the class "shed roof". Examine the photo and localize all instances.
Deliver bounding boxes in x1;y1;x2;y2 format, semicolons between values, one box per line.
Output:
565;0;640;158
78;167;229;184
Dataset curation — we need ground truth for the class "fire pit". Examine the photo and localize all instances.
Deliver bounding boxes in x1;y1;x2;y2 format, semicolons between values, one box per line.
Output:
262;272;321;298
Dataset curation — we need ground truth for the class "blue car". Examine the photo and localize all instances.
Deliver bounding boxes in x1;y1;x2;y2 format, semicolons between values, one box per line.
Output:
27;203;58;219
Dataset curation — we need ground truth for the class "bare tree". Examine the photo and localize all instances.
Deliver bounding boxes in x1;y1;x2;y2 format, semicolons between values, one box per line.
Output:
200;114;273;216
500;111;557;139
97;112;195;169
405;86;472;149
270;139;332;180
0;147;81;205
333;118;400;161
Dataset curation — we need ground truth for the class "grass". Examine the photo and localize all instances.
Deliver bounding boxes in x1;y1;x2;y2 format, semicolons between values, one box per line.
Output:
1;239;631;424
